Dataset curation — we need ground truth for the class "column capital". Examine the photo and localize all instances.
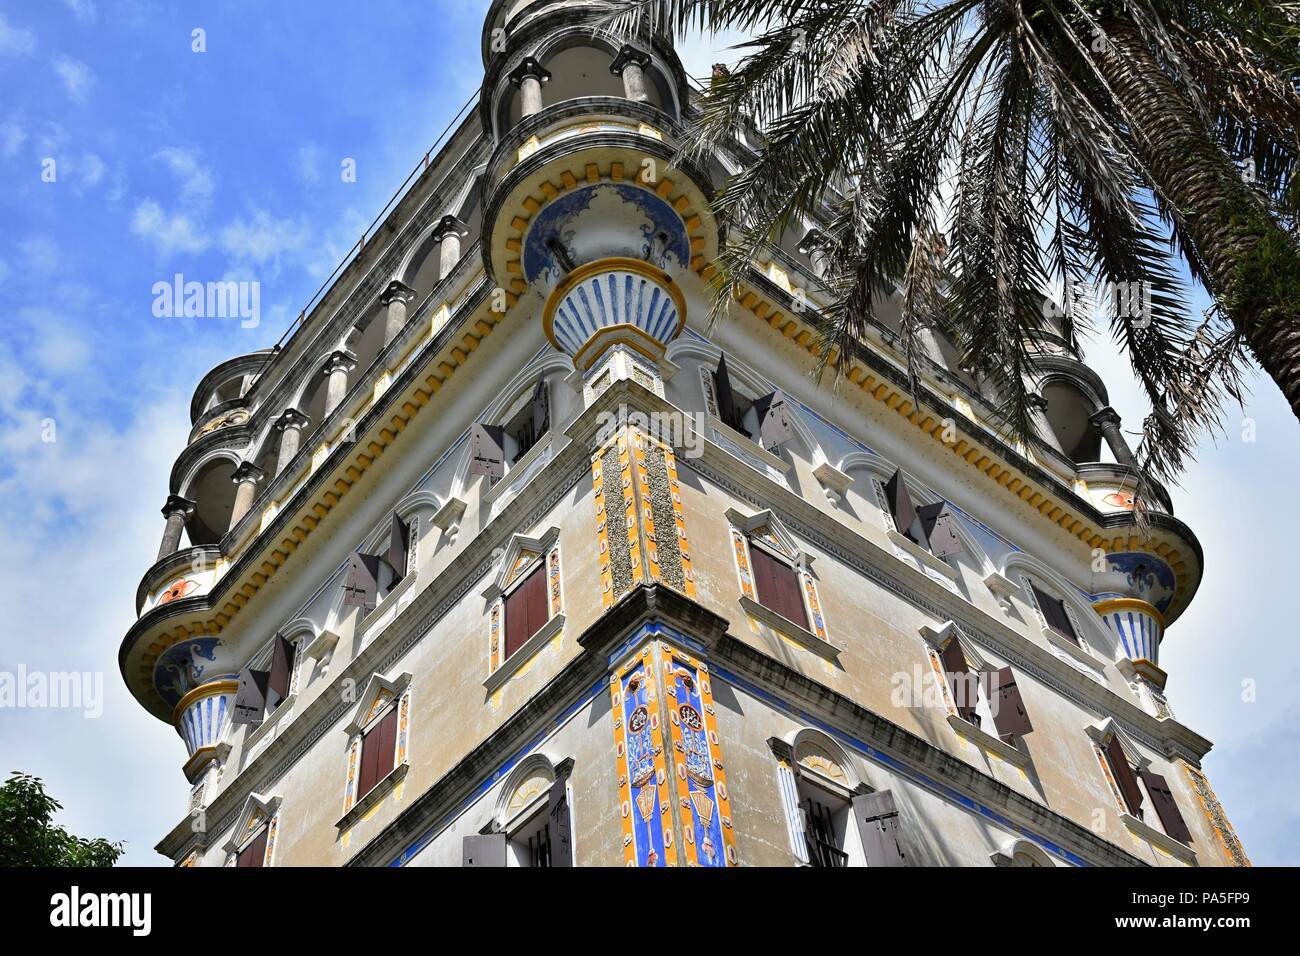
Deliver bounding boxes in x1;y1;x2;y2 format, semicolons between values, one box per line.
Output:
274;407;310;432
1027;392;1049;412
507;56;552;87
161;494;196;519
322;349;357;375
1089;405;1123;430
380;279;416;307
609;43;652;75
797;228;827;255
231;461;265;485
431;215;468;243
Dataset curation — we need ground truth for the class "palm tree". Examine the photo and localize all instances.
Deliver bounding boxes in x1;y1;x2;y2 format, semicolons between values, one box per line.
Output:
603;0;1300;482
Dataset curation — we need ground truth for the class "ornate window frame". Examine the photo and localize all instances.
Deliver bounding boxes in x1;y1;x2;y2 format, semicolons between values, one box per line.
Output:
726;508;835;660
1018;569;1099;667
492;754;575;867
1084;717;1194;862
990;837;1058;867
482;526;565;692
918;621;1030;766
223;792;281;867
338;670;413;828
768;731;865;866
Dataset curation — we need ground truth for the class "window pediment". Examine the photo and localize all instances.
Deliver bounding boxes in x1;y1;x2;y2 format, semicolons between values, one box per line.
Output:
343;671;412;737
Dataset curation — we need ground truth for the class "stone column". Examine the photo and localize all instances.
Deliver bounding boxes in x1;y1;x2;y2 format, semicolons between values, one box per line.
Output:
1028;391;1066;455
798;229;830;279
322;349;357;419
1089;406;1138;470
157;494;196;561
273;408;311;475
508;57;551;117
229;462;266;528
610;44;653;102
380;280;416;347
432;216;468;281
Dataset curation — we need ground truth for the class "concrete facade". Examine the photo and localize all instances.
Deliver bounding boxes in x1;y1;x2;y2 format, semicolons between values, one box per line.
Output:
122;0;1248;869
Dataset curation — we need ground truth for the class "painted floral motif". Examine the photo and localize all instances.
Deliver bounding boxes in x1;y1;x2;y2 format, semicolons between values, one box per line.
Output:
611;654;672;867
158;578;198;605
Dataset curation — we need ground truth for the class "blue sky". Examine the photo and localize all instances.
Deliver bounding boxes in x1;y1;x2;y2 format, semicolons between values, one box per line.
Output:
0;0;1295;866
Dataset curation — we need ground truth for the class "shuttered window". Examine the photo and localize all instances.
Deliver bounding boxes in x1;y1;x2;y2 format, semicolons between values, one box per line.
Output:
267;634;295;711
357;706;398;801
1140;770;1193;844
749;545;809;631
1031;584;1079;644
939;639;979;725
1105;735;1145;818
236;827;268;868
504;563;549;661
980;666;1034;739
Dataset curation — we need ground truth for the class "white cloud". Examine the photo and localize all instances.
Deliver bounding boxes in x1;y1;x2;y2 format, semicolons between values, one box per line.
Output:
17;236;60;276
153;146;214;207
52;55;94;102
75;151;106;188
61;0;97;24
220;208;310;268
130;199;209;256
0;117;27;157
0;13;35;57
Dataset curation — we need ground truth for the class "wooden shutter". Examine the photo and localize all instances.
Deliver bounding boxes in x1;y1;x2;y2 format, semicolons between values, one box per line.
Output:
236;827;268;868
851;790;909;867
980;666;1034;738
468;422;506;481
1031;584;1078;644
531;377;550;440
713;355;742;432
231;665;270;725
504;564;548;661
358;706;398;800
266;633;295;709
387;513;410;584
342;553;382;610
547;776;573;867
1106;735;1145;817
749;546;809;631
1140;770;1193;844
883;469;924;544
940;639;978;724
752;389;793;448
916;502;964;558
462;833;507;867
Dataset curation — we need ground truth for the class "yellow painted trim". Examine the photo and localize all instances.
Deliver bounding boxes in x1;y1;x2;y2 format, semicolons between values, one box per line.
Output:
1092;597;1166;631
172;679;240;725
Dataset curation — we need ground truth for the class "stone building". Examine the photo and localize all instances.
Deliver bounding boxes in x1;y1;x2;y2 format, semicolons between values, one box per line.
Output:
122;0;1249;868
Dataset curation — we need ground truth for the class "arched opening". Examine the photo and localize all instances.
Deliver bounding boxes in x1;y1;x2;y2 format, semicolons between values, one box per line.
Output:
299;370;330;444
1042;381;1102;464
183;459;237;546
347;310;386;382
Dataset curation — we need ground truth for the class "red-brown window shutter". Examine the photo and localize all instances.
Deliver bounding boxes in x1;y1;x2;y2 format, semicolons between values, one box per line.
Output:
504;564;549;661
749;545;809;630
1105;735;1145;817
358;706;398;801
236;827;268;868
980;666;1034;738
940;639;978;724
1032;584;1079;644
1140;770;1193;844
